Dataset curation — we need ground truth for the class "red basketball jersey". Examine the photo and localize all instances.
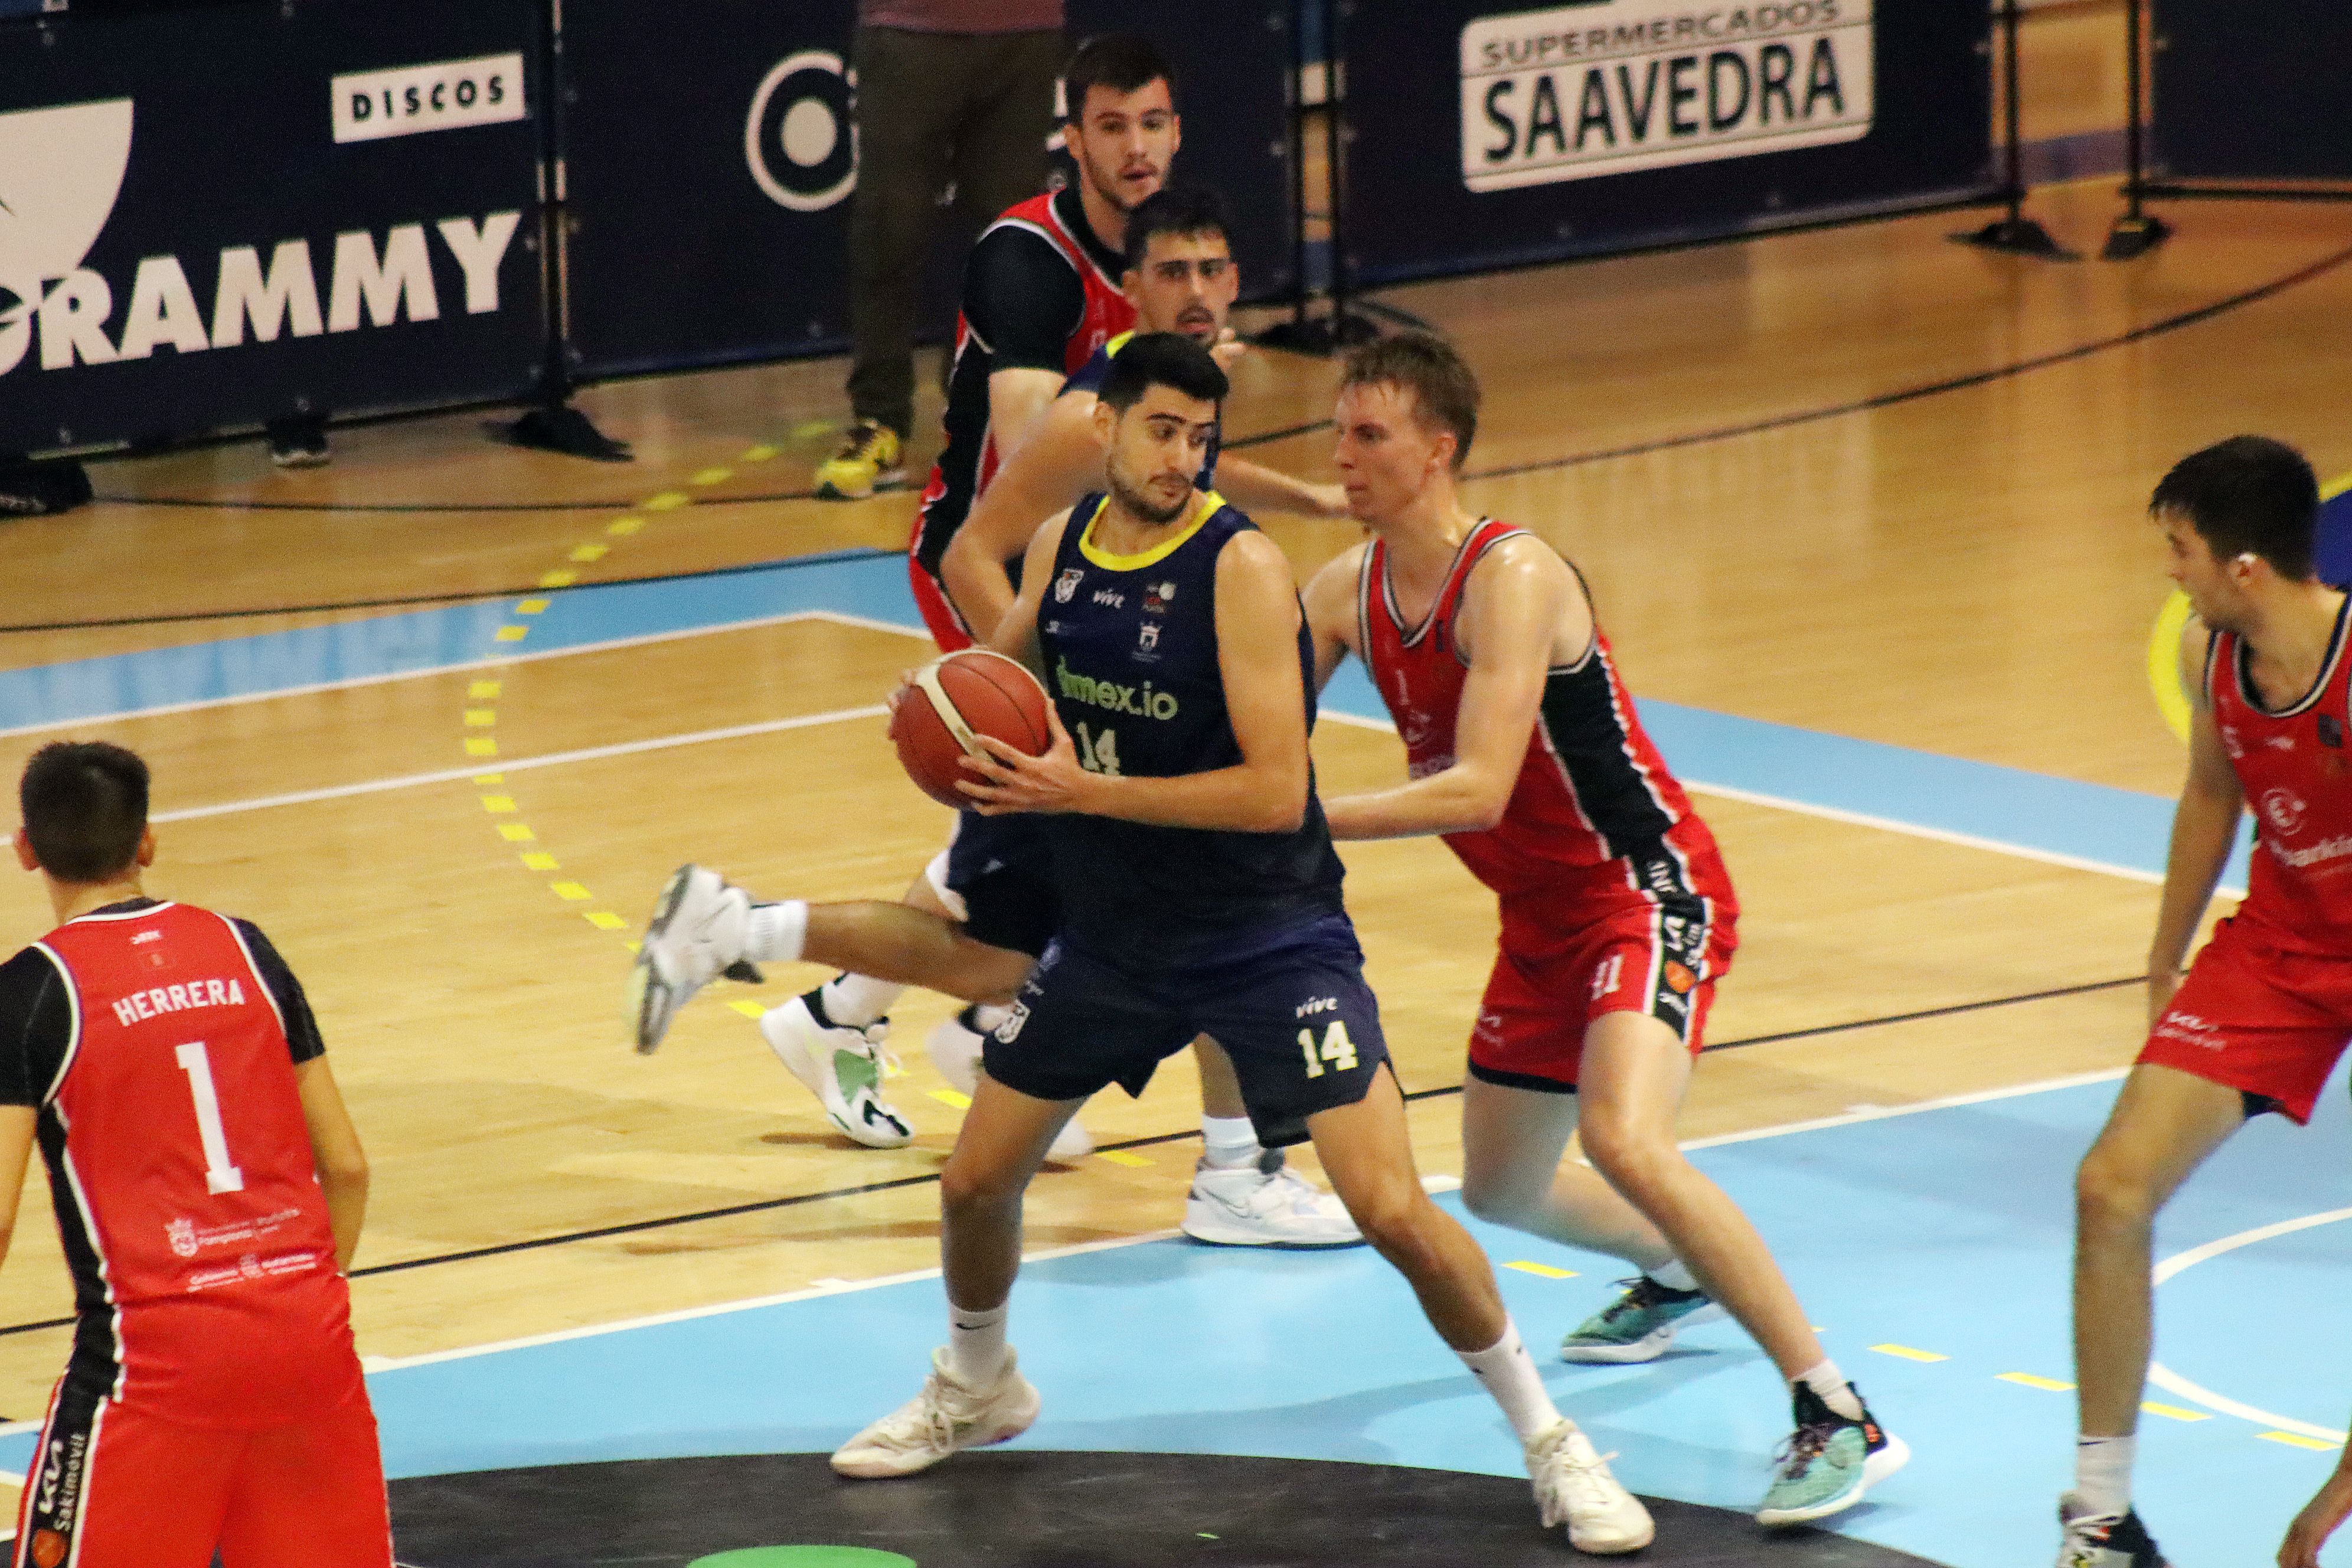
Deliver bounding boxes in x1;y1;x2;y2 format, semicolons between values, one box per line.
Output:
912;187;1137;648
12;900;360;1428
2208;606;2352;953
1357;521;1736;917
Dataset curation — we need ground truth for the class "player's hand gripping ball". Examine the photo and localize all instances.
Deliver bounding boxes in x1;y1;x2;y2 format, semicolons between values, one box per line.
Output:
890;650;1055;809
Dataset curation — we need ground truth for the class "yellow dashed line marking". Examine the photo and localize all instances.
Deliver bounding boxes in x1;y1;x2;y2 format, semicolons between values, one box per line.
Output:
606;518;643;537
584;912;628;932
1999;1373;2074;1391
1504;1261;1577;1279
538;570;578;590
1870;1344;1948;1363
497;824;535;842
465;710;497;728
473;773;504;785
520;853;559;871
550;882;592;902
469;681;502;701
516;599;549;616
495;626;528;642
929;1089;973;1110
479;795;517;814
690;467;733;486
465;738;499;757
1095;1150;1152;1168
728;1001;768;1021
642;492;690;512
2141;1402;2210;1423
740;444;779;463
571;542;611;562
2263;1432;2343;1452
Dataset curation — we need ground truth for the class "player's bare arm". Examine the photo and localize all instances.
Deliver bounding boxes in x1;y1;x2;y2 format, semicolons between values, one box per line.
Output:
964;530;1311;832
1299;544;1369;692
979;507;1076;674
986;367;1068;464
943;398;1112;638
0;1105;35;1270
2282;1451;2352;1568
1214;456;1348;520
1323;537;1583;840
296;1055;370;1273
2147;634;2246;1024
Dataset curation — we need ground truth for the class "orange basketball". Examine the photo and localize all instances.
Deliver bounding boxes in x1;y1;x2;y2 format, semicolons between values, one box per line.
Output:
890;649;1055;809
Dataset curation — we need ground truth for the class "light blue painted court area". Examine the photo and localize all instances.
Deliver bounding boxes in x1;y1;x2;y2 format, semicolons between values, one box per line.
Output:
0;544;2311;1562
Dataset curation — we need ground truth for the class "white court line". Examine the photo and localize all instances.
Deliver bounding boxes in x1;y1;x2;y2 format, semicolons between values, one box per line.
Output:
2147;1206;2352;1442
350;1065;2126;1377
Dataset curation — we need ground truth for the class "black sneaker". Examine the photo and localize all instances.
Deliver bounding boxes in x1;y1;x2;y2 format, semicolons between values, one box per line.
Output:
266;415;329;469
2057;1493;2169;1567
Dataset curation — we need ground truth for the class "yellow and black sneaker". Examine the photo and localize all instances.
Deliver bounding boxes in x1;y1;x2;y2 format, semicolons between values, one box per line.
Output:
815;419;906;500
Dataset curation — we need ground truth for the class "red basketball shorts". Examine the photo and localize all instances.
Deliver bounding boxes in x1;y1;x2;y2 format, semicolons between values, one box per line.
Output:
2139;914;2352;1125
909;550;974;654
1469;893;1738;1093
14;1377;391;1568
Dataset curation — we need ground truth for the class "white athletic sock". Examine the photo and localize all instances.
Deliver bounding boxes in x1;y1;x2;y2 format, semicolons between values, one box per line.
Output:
2074;1433;2135;1518
1459;1319;1562;1444
1796;1360;1866;1422
822;973;903;1028
1648;1259;1699;1293
1200;1114;1262;1170
948;1302;1009;1386
745;901;808;963
969;1002;1013;1035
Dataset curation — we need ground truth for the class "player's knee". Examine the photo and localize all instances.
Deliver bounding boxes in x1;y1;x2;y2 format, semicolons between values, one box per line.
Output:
2075;1144;2160;1234
940;1156;1027;1217
1460;1172;1538;1229
1341;1180;1434;1259
1578;1115;1671;1194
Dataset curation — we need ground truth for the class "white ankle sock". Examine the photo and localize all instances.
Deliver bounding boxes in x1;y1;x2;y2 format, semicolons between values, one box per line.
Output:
1459;1319;1562;1443
1649;1259;1698;1292
1201;1114;1261;1169
822;973;903;1028
948;1302;1009;1386
2074;1434;2135;1518
745;901;808;963
1796;1360;1866;1422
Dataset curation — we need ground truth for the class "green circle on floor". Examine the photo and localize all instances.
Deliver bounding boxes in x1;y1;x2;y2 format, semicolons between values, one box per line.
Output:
687;1552;916;1568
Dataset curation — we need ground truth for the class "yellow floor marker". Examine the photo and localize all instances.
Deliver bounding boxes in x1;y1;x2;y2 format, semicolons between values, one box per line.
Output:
2139;1402;2210;1423
1504;1261;1577;1279
929;1089;973;1110
740;444;778;462
479;795;517;814
465;738;499;757
1870;1344;1948;1363
1998;1373;2074;1391
465;710;497;729
606;517;643;537
495;626;528;642
728;1001;767;1021
520;853;559;871
516;599;550;616
469;681;502;701
691;467;733;486
2262;1432;2342;1452
1095;1150;1152;1168
550;881;592;902
571;542;610;562
537;570;578;590
642;492;690;512
497;824;535;842
584;912;628;932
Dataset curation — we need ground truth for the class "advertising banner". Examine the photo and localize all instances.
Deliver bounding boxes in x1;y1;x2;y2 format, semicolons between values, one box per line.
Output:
1343;0;1994;287
2151;1;2352;182
558;0;1295;381
0;0;546;456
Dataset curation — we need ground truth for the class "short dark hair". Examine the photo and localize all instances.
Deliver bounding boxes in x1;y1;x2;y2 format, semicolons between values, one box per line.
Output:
2151;436;2321;580
1339;332;1481;471
21;741;149;883
1063;34;1177;124
1099;331;1227;413
1122;185;1230;277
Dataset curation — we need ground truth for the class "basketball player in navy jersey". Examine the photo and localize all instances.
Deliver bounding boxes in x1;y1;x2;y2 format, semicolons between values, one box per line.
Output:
1298;334;1903;1527
0;743;388;1567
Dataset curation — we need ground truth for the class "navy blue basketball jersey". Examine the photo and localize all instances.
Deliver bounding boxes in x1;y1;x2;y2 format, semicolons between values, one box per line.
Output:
1038;491;1344;965
1062;331;1223;491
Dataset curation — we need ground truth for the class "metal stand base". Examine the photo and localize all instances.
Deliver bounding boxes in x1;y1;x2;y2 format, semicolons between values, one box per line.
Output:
491;404;633;462
1252;309;1381;357
1953;215;2078;259
2102;212;2173;260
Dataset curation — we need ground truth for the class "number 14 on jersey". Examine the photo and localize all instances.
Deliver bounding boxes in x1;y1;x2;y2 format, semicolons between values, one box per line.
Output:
1298;1020;1359;1079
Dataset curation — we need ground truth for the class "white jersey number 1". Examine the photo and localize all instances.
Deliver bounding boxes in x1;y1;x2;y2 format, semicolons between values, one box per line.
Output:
174;1041;246;1195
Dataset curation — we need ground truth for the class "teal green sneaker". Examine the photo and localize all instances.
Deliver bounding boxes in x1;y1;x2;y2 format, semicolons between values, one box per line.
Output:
1560;1275;1725;1363
1756;1382;1909;1525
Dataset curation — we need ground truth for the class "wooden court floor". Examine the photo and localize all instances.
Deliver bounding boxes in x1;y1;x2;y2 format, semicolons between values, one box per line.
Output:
0;178;2347;1434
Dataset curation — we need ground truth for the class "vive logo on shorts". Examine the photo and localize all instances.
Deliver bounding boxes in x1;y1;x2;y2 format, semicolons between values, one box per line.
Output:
332;54;525;144
746;53;857;212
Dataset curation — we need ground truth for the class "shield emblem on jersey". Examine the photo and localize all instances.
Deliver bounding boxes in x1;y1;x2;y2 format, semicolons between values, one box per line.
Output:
166;1217;198;1258
1054;567;1083;604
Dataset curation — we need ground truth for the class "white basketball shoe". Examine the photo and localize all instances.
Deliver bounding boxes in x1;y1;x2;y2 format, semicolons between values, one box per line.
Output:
627;864;756;1054
1527;1419;1655;1554
831;1347;1041;1478
1182;1154;1363;1247
760;988;912;1149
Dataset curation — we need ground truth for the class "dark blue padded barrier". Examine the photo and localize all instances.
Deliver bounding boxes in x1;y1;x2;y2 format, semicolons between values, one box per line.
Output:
2151;1;2352;183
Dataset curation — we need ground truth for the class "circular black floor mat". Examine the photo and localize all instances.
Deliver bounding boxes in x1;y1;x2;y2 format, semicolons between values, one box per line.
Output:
389;1451;1948;1567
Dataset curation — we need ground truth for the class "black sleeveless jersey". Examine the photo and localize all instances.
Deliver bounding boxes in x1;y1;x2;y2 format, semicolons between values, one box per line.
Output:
1038;491;1345;966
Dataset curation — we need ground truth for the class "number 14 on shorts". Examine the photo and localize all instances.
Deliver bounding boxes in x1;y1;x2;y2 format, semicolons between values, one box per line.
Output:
1298;1020;1360;1079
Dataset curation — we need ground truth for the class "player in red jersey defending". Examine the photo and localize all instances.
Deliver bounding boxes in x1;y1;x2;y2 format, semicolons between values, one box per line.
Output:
2063;438;2344;1568
1298;334;1905;1528
0;742;387;1568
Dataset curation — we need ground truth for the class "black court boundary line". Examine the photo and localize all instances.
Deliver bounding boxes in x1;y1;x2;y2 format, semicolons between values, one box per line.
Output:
44;232;2352;633
0;971;2139;1342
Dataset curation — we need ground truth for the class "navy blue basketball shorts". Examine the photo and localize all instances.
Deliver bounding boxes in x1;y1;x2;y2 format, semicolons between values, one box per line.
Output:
933;811;1059;959
980;912;1390;1147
